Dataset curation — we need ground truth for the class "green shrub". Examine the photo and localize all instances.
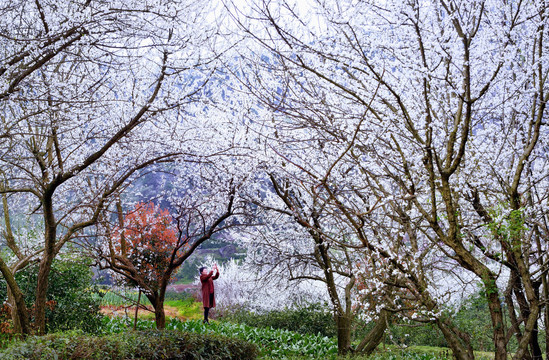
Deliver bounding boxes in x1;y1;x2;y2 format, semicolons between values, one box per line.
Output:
0;330;259;360
0;257;103;334
168;319;338;359
387;321;447;348
223;302;337;337
452;290;494;352
351;289;495;351
43;259;103;333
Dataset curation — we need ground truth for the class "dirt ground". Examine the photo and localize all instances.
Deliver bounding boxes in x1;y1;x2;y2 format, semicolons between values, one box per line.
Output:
100;304;181;319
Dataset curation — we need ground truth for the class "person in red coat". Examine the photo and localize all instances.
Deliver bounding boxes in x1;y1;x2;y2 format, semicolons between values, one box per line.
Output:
199;264;219;324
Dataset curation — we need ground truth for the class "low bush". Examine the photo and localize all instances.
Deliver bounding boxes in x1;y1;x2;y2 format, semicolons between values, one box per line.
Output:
0;257;103;334
0;329;258;360
223;302;336;337
169;319;338;359
99;317;338;359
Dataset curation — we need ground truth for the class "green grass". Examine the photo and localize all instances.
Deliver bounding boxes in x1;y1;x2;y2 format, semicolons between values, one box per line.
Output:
165;299;202;319
340;345;495;360
363;346;453;360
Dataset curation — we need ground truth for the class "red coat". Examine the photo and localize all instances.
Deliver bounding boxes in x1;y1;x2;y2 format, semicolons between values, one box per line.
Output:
200;270;219;308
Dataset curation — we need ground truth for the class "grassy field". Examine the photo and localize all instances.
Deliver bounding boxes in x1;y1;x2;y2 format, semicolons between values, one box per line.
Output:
165;299;203;319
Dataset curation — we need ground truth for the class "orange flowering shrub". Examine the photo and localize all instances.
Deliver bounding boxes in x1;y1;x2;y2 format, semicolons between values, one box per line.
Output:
112;202;178;291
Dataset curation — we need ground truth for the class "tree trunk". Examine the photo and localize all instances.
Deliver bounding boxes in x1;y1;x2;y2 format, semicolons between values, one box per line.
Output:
133;289;141;331
7;289;22;334
0;258;30;335
34;190;58;335
436;317;474;360
147;293;166;330
512;274;542;360
34;255;54;334
544;274;549;360
545;295;549;360
528;318;542;360
335;313;352;355
534;228;549;360
356;309;388;355
154;300;166;329
484;278;508;360
439;177;505;358
504;275;526;357
530;282;542;360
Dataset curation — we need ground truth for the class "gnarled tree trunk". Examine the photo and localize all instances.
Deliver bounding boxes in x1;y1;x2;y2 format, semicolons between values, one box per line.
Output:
34;256;54;335
0;258;30;335
484;277;508;360
153;301;166;329
335;313;352;354
436;317;474;360
356;309;389;355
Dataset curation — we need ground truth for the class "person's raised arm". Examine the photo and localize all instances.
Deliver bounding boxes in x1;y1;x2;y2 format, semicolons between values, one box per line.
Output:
212;264;220;280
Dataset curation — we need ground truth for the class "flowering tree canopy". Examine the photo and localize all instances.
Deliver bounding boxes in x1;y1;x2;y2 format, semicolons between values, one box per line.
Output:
219;0;549;358
1;1;548;357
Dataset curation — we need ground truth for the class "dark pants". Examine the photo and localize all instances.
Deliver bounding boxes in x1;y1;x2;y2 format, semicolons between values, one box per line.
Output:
204;293;214;323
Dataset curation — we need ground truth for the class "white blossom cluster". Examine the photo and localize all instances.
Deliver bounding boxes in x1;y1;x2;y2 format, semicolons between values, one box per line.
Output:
197;256;330;313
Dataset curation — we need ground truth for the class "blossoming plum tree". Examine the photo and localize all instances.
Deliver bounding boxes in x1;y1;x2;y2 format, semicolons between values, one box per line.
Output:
223;1;549;359
0;0;223;334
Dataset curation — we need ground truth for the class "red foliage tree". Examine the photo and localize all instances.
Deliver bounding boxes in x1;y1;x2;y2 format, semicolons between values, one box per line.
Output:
102;194;235;329
112;202;181;292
